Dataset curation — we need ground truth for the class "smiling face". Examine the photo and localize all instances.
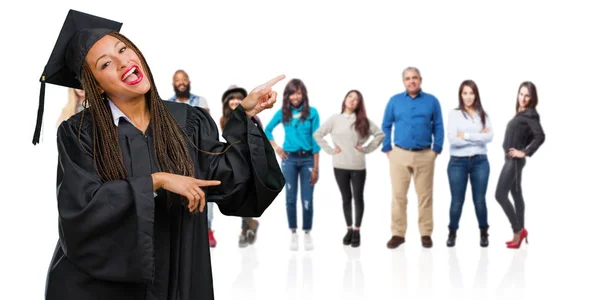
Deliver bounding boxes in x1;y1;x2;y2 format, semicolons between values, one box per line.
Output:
518;86;530;108
84;34;151;102
173;71;190;94
289;89;303;107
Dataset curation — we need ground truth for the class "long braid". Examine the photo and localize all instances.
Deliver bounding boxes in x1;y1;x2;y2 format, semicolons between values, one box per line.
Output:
81;64;128;181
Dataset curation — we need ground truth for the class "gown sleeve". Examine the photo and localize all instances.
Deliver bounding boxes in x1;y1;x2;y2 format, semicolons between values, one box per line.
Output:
187;105;285;217
55;118;155;283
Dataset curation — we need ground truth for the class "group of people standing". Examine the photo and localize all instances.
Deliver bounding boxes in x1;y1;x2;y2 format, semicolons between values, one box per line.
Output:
262;67;545;251
57;66;545;252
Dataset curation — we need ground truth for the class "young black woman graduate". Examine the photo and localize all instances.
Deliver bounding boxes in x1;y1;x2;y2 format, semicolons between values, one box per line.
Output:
34;9;285;300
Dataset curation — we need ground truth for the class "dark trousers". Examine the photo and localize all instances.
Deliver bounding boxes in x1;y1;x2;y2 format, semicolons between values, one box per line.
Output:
333;168;366;227
447;154;490;230
495;156;526;233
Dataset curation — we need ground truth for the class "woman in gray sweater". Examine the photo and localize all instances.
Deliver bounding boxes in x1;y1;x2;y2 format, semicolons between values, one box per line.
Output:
313;90;385;247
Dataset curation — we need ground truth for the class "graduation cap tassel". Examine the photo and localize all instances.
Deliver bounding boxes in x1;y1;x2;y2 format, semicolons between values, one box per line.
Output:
32;76;46;145
33;10;122;145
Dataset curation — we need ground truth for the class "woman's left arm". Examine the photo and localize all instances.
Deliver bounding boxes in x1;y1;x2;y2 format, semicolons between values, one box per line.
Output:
194;75;287;217
362;119;386;153
310;108;320;184
192;105;285;217
524;114;546;157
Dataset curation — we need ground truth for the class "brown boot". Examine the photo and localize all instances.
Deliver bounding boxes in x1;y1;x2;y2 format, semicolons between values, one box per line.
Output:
387;236;405;249
421;236;433;248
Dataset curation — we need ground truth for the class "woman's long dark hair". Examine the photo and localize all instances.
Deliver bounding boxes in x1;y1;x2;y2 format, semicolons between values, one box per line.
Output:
220;91;245;129
515;81;538;114
282;79;310;124
458;80;487;127
79;32;196;182
341;90;369;138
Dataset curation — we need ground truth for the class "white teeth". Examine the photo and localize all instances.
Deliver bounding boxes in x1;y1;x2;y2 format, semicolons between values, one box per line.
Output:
122;67;136;81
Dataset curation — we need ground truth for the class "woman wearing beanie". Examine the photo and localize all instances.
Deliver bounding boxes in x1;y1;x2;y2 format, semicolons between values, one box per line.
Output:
221;85;261;248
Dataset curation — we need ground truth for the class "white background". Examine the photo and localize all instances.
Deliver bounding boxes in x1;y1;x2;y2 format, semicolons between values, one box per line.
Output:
1;0;599;299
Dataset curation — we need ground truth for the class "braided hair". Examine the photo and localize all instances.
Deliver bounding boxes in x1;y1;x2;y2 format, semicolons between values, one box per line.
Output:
78;32;195;182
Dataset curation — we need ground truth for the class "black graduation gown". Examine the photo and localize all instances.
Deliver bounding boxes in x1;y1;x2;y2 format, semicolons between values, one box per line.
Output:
45;101;285;300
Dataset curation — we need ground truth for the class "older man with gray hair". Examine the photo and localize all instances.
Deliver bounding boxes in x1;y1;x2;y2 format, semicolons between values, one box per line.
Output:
381;67;444;248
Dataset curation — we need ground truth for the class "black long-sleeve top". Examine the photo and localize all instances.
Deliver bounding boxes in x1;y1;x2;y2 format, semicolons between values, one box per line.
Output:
502;108;545;157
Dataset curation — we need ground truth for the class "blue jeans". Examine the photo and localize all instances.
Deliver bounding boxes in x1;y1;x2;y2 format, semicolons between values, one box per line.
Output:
447;154;490;230
281;153;314;231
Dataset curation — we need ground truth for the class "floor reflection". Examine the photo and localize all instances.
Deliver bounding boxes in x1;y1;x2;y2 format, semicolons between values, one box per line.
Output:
448;247;465;300
286;252;313;299
390;246;408;289
231;246;259;300
418;248;434;299
474;248;489;290
342;246;365;300
495;249;527;300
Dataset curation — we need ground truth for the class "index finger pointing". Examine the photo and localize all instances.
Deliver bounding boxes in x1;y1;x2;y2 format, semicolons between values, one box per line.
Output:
251;74;286;97
196;179;222;187
263;74;286;88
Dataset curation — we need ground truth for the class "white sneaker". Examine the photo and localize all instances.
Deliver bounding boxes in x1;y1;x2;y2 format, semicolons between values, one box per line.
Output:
304;232;314;251
290;232;299;251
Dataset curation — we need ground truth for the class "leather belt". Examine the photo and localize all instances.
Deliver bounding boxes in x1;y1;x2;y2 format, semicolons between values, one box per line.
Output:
287;150;313;156
396;145;430;152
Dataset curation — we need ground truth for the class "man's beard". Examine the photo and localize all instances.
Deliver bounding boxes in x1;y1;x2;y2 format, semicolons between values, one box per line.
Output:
174;83;191;99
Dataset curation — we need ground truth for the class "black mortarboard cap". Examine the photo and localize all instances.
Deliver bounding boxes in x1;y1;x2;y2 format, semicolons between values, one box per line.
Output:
33;9;122;145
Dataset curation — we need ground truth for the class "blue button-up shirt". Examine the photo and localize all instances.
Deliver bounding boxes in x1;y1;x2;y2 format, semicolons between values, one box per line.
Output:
381;90;444;153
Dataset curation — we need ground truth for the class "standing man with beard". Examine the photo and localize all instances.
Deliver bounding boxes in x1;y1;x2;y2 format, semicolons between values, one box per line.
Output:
167;70;210;113
166;69;217;248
